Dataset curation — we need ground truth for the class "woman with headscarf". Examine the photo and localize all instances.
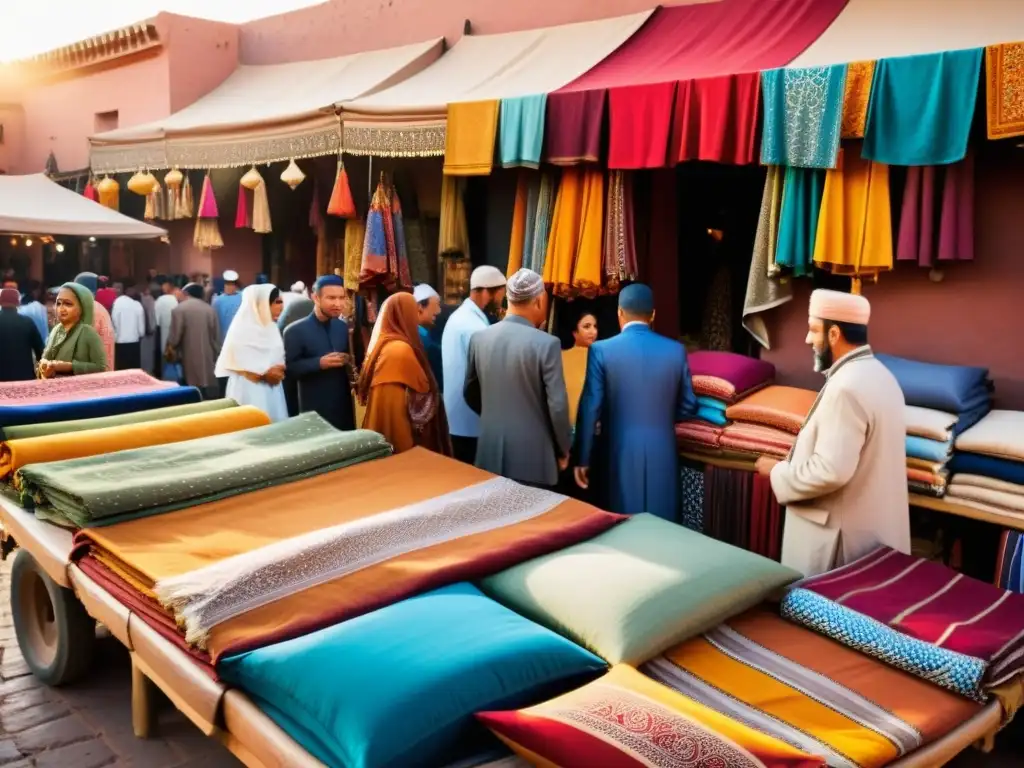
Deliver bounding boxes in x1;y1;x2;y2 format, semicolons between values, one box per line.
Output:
214;284;288;421
357;292;451;455
73;272;116;368
38;283;108;378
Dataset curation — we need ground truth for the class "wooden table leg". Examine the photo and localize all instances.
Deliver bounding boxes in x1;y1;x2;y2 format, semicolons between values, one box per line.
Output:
131;654;157;738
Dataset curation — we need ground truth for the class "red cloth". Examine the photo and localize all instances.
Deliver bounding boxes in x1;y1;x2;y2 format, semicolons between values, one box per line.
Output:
607;83;676;169
749;473;784;561
550;0;847;166
544;90;606;165
672;74;761;164
647;169;679;337
95;287;117;313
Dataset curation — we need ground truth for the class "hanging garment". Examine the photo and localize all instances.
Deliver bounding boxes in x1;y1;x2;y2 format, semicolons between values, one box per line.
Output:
672;74;761;166
760;64;846;168
742;166;791;350
607;83;677;169
499;95;547;168
700;265;733;352
507;171;530;276
390;188;413;290
343;219;366;291
438;176;470;258
543;90;605;166
812;144;893;277
775;166;825;277
897;151;975;267
841;60;876;139
543;168;604;297
443;101;500;176
601;171;638;291
525;172;556;275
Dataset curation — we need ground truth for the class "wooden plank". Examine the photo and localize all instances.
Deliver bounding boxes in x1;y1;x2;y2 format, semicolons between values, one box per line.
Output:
910;494;1024;533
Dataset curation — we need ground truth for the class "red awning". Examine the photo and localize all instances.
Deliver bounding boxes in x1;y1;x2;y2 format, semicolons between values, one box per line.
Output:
546;0;849;168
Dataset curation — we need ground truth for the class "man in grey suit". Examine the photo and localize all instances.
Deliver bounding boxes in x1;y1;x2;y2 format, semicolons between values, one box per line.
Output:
464;269;571;488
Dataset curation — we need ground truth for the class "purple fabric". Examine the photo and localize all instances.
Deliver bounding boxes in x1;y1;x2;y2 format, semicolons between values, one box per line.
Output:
688;351;775;393
897;152;974;267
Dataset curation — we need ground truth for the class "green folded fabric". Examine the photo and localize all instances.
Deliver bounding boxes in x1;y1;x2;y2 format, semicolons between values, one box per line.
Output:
1;399;239;440
19;413;392;528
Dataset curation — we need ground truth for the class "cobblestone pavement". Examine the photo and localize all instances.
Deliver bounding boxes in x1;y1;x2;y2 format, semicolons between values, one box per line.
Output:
0;556;1019;767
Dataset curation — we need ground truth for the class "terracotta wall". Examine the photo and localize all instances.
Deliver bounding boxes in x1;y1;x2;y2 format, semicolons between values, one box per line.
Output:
161;14;239;113
763;147;1024;410
0;104;26;174
164;219;263;283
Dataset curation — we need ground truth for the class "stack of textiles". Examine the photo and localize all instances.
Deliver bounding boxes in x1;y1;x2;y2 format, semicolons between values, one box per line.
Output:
722;385;816;459
71;448;624;672
21;413;392;528
947;410;1024;519
904;404;957;497
0;370;201;431
781;546;1024;708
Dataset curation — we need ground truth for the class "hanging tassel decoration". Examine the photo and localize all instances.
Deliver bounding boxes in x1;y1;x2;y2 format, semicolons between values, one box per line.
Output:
281;158;306;189
178;174;194;219
83;178;97;202
97;176;120;210
327;157;357;218
252;179;272;234
193;173;224;251
235;183;251;229
144;189;156;220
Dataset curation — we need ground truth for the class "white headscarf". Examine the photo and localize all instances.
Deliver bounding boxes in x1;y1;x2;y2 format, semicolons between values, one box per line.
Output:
214;284;284;378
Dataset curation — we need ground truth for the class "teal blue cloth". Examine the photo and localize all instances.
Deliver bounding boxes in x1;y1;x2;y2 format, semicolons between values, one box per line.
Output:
696;405;728;426
500;95;547;168
775;166;825;277
218;583;605;768
697;396;727;412
761;64;847;168
863;49;983;165
906;435;952;463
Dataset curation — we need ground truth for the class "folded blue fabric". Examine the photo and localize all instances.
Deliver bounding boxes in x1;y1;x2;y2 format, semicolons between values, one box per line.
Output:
953;401;993;437
696;405;728;426
949;452;1024;487
906;435;952;462
218;583;606;768
697;396;727;412
877;353;990;413
0;386;201;431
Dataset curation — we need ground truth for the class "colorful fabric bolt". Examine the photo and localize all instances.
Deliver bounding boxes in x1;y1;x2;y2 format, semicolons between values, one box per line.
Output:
775;166;826;277
985;43;1024;139
897;153;975;267
443;100;500;176
761;64;846;168
672;73;761;166
499;95;547;168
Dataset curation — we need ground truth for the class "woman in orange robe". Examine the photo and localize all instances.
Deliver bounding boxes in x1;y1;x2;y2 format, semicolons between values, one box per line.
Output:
357;292;452;455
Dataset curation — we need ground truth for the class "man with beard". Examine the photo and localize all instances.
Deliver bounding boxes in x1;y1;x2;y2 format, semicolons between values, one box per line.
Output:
414;283;443;391
441;266;506;463
283;274;356;431
756;289;908;577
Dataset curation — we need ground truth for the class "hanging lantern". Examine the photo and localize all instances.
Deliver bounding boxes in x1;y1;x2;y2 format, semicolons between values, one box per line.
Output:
127;171;156;196
241;166;262;190
280;158;305;190
96;176;120;210
164;167;183;189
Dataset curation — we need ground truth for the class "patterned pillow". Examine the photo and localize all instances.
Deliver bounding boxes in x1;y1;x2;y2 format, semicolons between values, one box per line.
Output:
478;665;825;768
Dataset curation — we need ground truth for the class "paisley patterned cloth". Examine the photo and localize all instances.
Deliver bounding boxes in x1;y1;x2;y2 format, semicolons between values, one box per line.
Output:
0;369;172;407
841;61;876;139
761;64;847;168
986;43;1024;140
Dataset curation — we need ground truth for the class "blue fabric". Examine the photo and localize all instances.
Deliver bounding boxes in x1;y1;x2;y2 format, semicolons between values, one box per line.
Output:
212;292;243;344
441;299;490;437
775;166;825;277
1011;537;1023;594
906;435;952;462
0;386;200;431
697;396;726;412
876;353;991;413
218;583;605;768
161;362;183;383
949;452;1024;486
781;587;987;701
418;325;444;392
696;406;728;427
499;95;547;168
863;49;983;166
953;400;992;437
575;324;698;521
760;64;846;168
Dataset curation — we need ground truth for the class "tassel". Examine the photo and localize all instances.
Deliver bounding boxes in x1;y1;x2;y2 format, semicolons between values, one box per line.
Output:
97;176;119;210
198;174;219;218
193;173;223;250
252;181;272;234
144;190;155;220
83;179;97;202
234;183;251;228
327;157;357;218
178;175;194;218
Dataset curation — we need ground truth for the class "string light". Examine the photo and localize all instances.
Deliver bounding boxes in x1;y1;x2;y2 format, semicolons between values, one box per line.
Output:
8;238;15;246
88;236;96;242
55;243;65;253
24;238;32;247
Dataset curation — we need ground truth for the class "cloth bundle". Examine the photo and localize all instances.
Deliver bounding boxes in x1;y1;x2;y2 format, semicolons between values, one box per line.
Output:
904;405;958;497
675;421;723;453
719;385;815;459
946;411;1024;518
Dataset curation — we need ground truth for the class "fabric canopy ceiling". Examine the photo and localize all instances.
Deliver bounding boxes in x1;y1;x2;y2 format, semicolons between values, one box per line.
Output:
545;0;848;168
0;175;166;239
339;11;652;157
89;38;444;173
790;0;1024;65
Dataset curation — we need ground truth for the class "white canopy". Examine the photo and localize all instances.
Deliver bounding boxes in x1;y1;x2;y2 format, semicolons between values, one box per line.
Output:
0;175;166;239
89;38;443;172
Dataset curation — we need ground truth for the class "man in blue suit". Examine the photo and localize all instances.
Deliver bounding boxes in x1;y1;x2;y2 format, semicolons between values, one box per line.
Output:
574;284;698;520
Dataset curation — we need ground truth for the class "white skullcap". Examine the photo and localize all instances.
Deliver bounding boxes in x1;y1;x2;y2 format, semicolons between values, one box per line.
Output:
809;289;871;325
413;284;440;303
223;270;239;282
470;265;507;290
506;268;545;303
291;281;306;293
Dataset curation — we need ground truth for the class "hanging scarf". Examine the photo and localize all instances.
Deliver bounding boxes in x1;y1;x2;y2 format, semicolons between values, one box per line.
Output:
360;179;394;288
602;171;638;291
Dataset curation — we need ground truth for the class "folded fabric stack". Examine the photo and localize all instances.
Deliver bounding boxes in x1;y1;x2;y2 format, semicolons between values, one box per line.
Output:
722;385;816;459
947;410;1024;520
904;405;958;497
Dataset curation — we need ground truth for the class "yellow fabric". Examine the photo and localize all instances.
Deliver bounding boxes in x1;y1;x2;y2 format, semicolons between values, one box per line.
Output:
343;218;366;291
443;101;500;176
663;639;900;766
507;171;529;277
841;61;876;139
438;176;471;258
543;168;604;298
986;43;1024;140
812;145;892;277
562;346;588;426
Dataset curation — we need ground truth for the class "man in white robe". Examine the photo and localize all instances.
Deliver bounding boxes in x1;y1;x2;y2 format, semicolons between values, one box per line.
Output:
755;289;910;577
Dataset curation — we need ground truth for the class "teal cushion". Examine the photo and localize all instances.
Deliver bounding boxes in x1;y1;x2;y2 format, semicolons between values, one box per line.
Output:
218;582;606;768
480;513;801;665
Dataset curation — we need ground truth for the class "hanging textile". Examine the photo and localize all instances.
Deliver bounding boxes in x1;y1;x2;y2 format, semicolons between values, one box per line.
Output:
702;466;752;550
760;65;846;168
544;90;605;166
327;158;357;218
361;180;393;287
749;473;783;561
812;145;893;278
438;176;470;258
83;179;97;202
996;531;1023;593
252;181;271;234
700;265;733;352
602;171;637;291
404;219;431;286
500;95;547;169
193;174;223;251
743;166;791;350
443;101;500;176
526;173;556;275
841;61;876;139
863;48;983;165
391;188;412;289
679;464;704;533
543;168;604;297
774;166;825;277
672;74;761;166
897;152;975;267
507;171;529;276
235;186;251;229
343;219;366;291
607;83;676;169
986;43;1024;140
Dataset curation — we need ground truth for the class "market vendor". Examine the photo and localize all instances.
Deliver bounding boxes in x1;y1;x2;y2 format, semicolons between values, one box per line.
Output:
38;283;108;378
756;289;909;577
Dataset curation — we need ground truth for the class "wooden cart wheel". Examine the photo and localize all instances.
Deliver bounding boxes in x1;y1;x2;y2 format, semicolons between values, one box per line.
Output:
10;549;95;686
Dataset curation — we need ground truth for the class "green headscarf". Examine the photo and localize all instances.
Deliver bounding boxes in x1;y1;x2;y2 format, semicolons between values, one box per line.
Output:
42;282;97;363
61;282;95;326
